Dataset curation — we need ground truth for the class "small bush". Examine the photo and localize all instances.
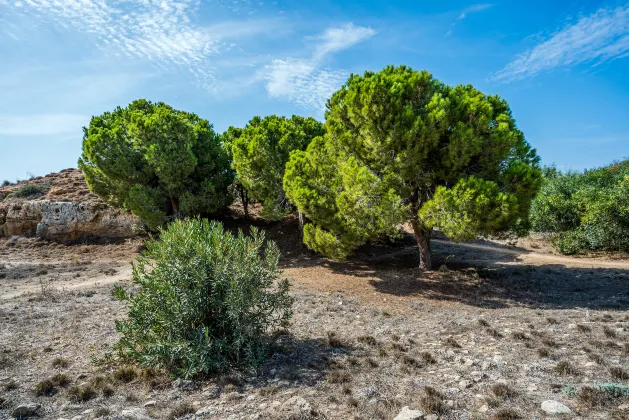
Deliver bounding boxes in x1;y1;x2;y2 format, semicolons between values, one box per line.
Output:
577;324;591;333
67;384;97;403
52;357;69;369
1;180;11;187
112;219;293;378
442;337;461;348
419;386;445;414
492;383;517;399
554;361;579;376
34;379;57;396
610;367;628;380
420;352;437;365
356;335;377;346
12;184;48;198
167;402;195;420
603;326;617;339
327;331;345;348
490;408;523;420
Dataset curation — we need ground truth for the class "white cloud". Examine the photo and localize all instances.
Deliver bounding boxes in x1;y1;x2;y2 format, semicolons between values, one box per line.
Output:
0;114;89;135
313;23;376;59
265;23;376;112
446;3;493;36
492;5;629;82
265;59;347;111
1;0;281;85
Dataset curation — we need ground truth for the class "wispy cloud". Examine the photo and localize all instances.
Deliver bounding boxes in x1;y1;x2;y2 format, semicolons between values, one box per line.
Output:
1;0;279;86
492;5;629;82
446;3;493;36
0;114;89;136
265;23;376;112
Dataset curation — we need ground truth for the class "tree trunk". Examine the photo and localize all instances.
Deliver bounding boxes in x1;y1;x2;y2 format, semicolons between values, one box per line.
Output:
170;197;180;217
298;212;305;240
410;219;432;270
239;185;249;219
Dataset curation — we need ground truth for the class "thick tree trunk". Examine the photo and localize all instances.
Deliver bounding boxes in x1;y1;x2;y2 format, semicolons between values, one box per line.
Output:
410;219;432;270
298;212;305;240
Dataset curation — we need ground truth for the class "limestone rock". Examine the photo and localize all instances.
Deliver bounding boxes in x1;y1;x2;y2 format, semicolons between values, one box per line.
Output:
541;400;571;414
394;406;425;420
11;403;41;418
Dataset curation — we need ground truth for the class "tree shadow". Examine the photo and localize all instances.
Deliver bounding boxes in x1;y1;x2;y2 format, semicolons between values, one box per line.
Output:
238;217;629;311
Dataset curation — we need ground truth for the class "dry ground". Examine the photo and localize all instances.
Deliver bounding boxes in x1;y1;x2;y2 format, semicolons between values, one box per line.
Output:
2;214;629;419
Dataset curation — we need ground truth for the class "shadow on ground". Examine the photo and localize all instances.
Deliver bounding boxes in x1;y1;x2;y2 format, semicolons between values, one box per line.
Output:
220;214;629;311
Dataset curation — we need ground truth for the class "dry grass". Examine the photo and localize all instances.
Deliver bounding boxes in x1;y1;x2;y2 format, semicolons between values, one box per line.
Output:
167;402;195;420
51;357;69;369
489;408;523;420
67;384;97;403
356;335;377;346
492;383;517;400
420;351;437;365
442;337;461;348
113;366;138;383
554;361;580;376
610;367;628;380
326;331;345;348
577;324;592;333
419;386;446;414
328;371;351;384
486;328;503;338
603;326;617;339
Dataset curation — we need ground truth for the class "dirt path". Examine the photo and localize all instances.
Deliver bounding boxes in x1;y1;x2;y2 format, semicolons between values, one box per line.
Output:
0;265;132;300
433;239;629;269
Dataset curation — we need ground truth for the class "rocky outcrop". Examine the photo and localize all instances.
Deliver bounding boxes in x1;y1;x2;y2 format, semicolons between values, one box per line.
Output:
0;200;141;242
0;169;141;242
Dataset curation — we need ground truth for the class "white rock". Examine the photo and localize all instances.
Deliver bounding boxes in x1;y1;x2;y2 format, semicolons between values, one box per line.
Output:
195;407;214;416
11;403;41;418
119;407;152;420
541;400;571;414
394;406;425;420
143;400;157;407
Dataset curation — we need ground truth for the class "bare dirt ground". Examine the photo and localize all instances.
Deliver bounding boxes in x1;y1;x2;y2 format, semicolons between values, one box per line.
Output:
2;213;629;420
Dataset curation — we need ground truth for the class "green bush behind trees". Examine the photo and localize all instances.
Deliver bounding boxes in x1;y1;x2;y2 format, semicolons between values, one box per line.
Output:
228;115;324;220
531;160;629;254
284;65;542;269
79;99;233;229
113;219;293;378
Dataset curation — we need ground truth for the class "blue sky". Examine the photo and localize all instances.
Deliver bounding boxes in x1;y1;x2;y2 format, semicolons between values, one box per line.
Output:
1;0;628;181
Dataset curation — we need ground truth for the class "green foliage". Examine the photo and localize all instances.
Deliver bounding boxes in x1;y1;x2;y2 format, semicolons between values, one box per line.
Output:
12;184;48;198
531;160;629;254
229;115;324;220
113;218;293;378
284;65;541;267
78;99;233;229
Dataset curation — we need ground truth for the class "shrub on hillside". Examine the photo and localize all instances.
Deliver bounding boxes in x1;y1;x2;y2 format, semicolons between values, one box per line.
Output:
12;184;48;198
531;160;629;254
112;219;293;378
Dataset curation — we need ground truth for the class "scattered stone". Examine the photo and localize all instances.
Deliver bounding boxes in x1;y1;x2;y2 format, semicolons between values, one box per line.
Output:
458;380;473;389
172;378;196;390
195;407;214;416
143;401;156;408
541;400;571;414
11;403;41;418
118;407;152;420
394;406;425;420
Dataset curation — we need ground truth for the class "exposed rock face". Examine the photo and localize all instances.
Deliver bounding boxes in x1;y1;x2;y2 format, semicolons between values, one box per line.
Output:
0;169;141;242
